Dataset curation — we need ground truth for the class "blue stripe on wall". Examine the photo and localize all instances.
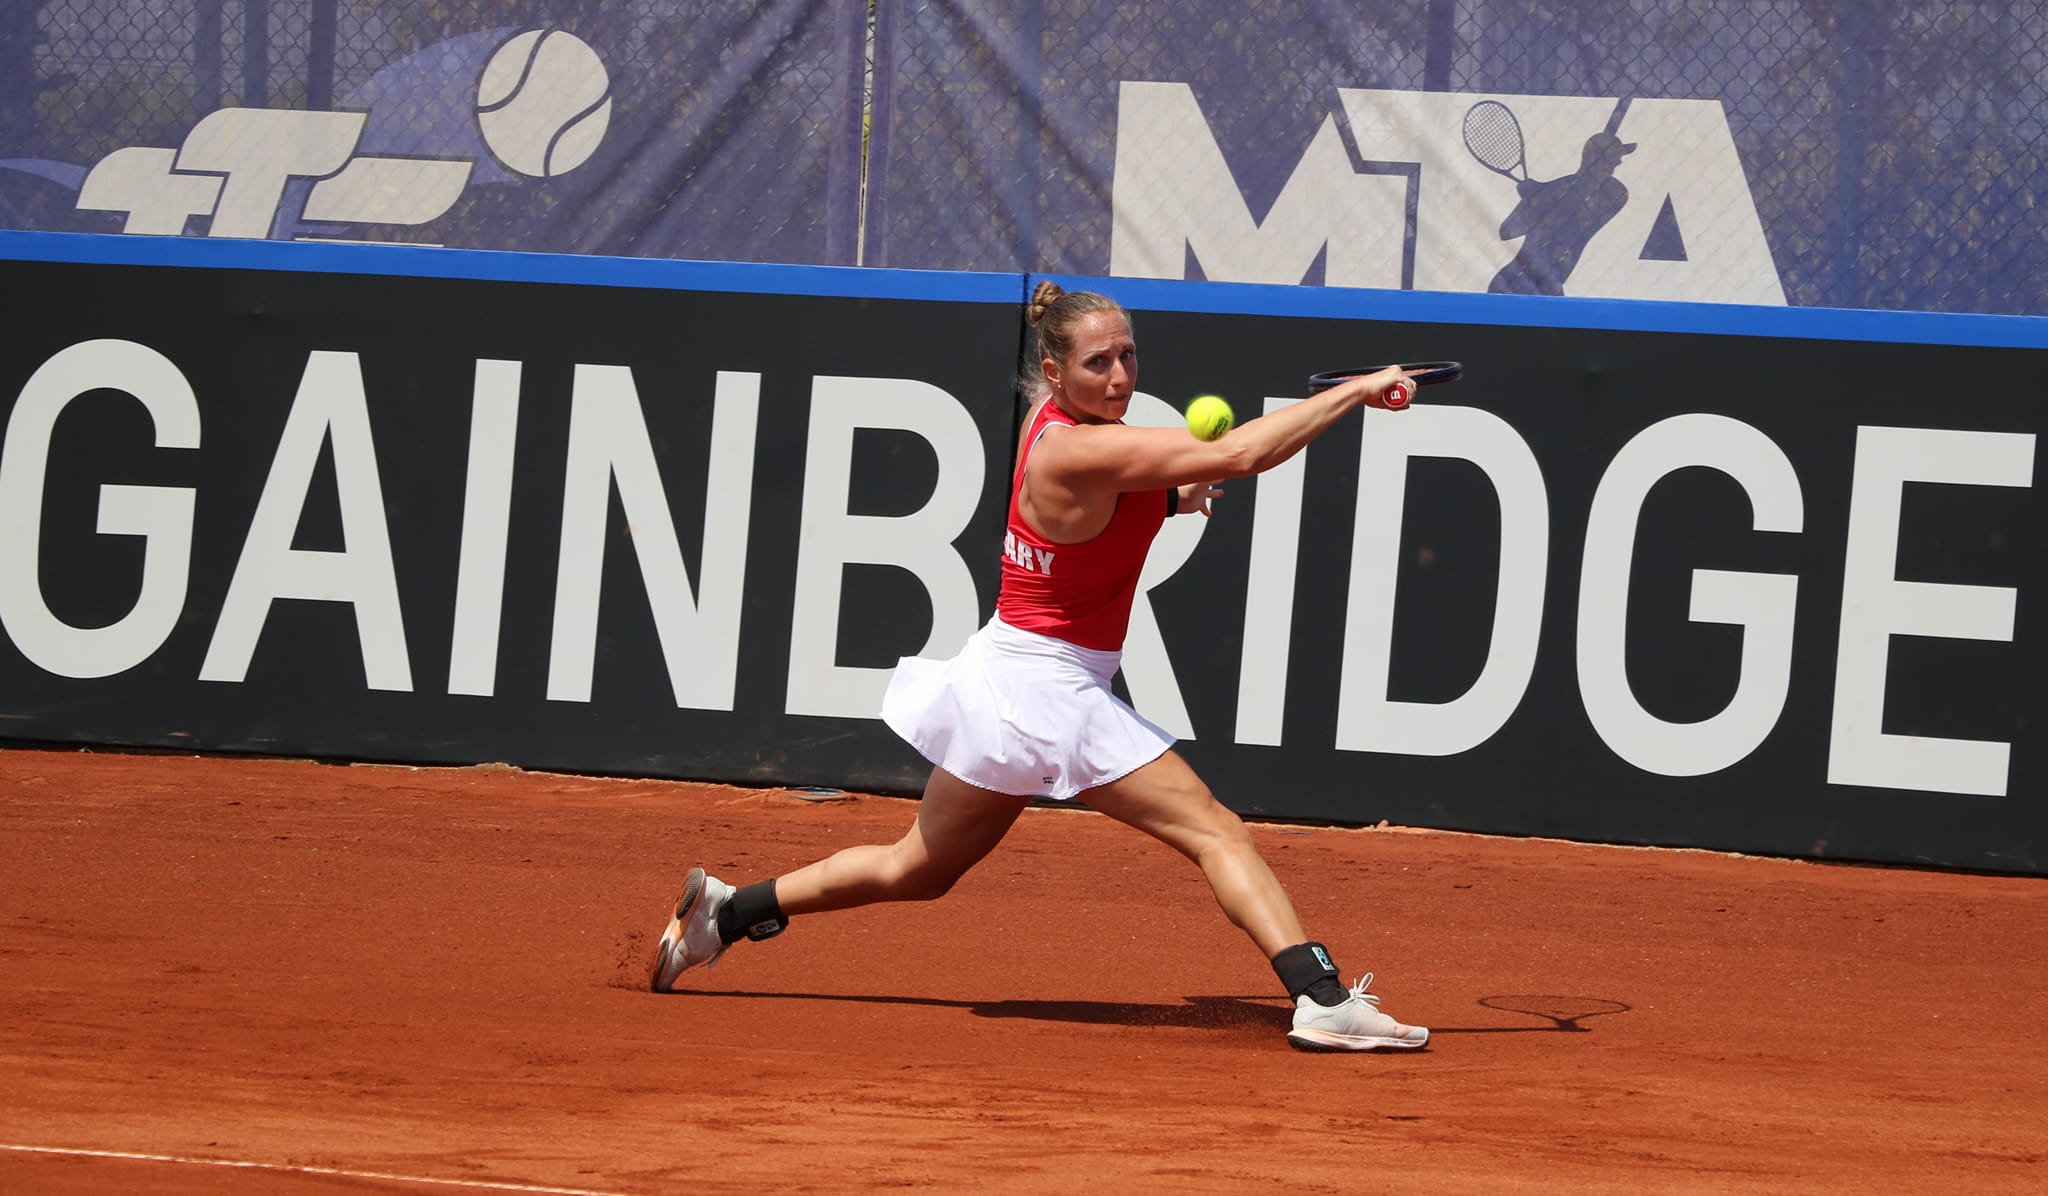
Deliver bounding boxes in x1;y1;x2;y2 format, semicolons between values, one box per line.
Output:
0;230;1026;305
1034;273;2048;350
3;231;2040;350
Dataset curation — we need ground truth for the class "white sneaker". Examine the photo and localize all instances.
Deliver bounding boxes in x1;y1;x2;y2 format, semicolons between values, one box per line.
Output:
1286;973;1429;1051
649;868;735;992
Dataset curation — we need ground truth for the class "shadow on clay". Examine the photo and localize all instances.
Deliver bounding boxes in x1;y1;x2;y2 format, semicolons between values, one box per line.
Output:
671;990;1631;1036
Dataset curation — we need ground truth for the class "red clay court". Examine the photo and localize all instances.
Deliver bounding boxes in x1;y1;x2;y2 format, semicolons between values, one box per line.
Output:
2;747;2043;1193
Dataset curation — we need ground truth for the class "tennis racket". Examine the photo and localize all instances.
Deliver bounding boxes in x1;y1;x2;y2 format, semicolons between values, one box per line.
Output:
1308;361;1463;410
1463;100;1528;183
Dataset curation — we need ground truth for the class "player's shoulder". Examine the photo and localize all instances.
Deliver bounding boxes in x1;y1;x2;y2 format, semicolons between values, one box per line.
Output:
1029;415;1126;465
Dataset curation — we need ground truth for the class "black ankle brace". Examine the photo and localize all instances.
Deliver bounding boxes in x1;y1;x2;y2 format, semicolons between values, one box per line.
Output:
1272;941;1347;1006
716;880;787;944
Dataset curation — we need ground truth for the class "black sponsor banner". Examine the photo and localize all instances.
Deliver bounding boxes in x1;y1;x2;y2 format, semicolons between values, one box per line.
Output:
0;248;1019;791
1114;293;2044;874
2;241;2042;873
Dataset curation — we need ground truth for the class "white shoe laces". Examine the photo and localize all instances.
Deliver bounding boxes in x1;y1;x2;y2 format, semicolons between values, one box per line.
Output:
1347;973;1382;1007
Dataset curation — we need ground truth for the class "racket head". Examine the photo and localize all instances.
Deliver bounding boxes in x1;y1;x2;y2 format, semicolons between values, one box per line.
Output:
1462;99;1526;177
1307;360;1464;396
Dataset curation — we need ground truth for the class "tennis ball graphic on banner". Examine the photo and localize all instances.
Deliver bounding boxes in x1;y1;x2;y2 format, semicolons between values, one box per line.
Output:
476;30;613;177
1185;394;1234;441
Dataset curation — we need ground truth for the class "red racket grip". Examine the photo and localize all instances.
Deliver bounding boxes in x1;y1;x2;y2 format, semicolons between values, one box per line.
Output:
1383;382;1410;410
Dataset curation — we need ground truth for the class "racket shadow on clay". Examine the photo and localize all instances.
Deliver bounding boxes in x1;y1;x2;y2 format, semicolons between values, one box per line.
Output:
1424;995;1632;1035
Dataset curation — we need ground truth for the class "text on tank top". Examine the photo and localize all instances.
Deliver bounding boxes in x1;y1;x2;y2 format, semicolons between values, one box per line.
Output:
995;398;1167;651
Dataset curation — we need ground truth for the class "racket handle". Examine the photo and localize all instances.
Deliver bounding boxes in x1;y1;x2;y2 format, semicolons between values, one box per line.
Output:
1383;382;1410;410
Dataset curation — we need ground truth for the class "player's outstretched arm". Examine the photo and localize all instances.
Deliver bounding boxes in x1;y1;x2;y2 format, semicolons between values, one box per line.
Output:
1037;366;1413;495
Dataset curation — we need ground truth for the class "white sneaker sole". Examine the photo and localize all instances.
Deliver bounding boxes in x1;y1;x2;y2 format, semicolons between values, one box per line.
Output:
648;868;708;993
1286;1026;1430;1052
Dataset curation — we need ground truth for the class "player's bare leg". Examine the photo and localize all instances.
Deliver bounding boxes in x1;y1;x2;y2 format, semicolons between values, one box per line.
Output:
1080;749;1303;953
774;767;1031;914
1081;750;1428;1051
651;768;1028;992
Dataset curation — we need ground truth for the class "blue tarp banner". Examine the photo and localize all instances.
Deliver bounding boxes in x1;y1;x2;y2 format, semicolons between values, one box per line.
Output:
867;0;2048;316
0;1;865;263
5;2;2045;314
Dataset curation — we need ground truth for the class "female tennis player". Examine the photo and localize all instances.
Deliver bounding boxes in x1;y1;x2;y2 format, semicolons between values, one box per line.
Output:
652;282;1426;1052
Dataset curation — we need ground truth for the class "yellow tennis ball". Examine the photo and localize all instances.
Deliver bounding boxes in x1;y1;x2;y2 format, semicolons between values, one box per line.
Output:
1185;394;1234;441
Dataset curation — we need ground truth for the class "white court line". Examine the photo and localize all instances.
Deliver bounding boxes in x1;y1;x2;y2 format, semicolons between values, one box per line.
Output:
0;1143;626;1195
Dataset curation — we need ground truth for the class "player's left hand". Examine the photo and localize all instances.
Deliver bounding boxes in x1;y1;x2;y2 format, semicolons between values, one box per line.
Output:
1177;480;1224;517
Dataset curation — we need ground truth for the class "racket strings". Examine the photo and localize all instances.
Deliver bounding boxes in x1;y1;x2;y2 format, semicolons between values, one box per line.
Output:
1463;104;1525;171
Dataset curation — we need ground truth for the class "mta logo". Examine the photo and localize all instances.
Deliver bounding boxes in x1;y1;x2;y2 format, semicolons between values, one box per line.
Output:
75;30;610;243
1111;83;1785;305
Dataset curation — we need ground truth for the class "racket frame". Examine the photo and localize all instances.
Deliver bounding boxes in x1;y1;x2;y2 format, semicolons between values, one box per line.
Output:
1462;99;1529;183
1307;361;1464;395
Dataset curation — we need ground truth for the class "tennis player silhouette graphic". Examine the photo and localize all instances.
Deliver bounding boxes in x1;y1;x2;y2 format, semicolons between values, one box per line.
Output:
1484;129;1636;295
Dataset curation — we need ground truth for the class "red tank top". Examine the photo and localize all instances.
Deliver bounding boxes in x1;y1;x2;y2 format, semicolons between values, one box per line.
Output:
996;398;1167;651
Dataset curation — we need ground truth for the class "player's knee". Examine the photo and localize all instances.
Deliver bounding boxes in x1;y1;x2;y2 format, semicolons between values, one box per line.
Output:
885;855;962;902
897;866;960;902
1193;802;1256;860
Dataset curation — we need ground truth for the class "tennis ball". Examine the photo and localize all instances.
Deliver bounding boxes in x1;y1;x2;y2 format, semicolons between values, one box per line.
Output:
1185;394;1234;441
476;30;614;177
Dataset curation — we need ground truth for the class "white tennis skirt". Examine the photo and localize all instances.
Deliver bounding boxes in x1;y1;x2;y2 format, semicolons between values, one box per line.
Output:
881;616;1176;800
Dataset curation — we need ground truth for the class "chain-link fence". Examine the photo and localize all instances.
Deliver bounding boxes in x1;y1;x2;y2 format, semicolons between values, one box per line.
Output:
866;0;2048;316
1445;0;2048;314
17;0;514;159
2;0;865;262
5;1;2045;314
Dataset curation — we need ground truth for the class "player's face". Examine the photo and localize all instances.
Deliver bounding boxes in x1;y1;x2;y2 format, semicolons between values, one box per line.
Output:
1047;311;1137;424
